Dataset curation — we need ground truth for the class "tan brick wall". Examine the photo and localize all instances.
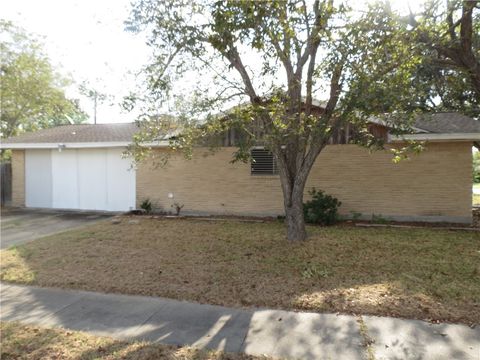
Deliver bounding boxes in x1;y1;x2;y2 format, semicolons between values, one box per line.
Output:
11;150;25;207
137;142;472;223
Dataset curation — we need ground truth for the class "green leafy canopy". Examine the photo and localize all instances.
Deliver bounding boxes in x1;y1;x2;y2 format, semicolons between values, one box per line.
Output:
404;0;480;120
125;0;425;163
0;20;87;139
125;0;432;240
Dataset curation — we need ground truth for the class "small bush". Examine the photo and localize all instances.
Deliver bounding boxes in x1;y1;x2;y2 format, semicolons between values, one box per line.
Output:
140;199;153;214
172;202;184;216
303;188;341;226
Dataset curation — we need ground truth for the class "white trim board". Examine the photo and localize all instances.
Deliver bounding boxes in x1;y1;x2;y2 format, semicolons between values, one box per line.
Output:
389;133;480;142
3;134;478;149
0;141;170;149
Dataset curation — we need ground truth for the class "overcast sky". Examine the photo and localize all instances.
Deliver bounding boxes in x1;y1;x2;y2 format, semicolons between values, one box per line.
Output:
2;0;150;124
2;0;421;124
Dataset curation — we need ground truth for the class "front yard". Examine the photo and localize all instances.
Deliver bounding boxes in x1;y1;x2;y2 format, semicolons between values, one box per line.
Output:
1;217;479;325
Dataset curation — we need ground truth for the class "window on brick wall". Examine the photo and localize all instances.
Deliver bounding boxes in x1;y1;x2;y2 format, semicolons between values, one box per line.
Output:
251;148;278;175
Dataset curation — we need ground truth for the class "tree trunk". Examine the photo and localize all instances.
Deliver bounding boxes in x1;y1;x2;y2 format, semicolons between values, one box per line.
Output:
285;194;307;242
280;171;308;242
277;145;313;242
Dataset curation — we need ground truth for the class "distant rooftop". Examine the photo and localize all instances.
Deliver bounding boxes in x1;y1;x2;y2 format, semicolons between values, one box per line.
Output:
1;112;478;146
2;123;139;144
413;113;480;134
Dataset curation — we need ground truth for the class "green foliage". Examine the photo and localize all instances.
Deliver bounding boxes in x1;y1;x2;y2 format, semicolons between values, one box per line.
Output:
303;188;341;226
140;199;153;214
125;0;428;240
301;263;331;279
390;140;425;164
125;0;422;162
474;151;480;183
403;1;480;119
0;20;87;138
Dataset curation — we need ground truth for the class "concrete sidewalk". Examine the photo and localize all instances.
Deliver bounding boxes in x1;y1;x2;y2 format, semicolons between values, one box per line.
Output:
1;283;479;360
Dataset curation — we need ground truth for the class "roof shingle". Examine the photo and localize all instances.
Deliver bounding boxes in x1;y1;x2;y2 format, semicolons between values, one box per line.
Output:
414;112;480;133
2;123;139;144
1;112;478;146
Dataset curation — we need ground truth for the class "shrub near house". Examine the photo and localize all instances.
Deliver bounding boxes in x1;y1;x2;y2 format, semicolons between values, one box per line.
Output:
303;189;341;226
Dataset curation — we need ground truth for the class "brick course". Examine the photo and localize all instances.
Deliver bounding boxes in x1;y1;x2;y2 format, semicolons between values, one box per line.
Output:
136;142;472;222
11;150;25;207
10;142;472;223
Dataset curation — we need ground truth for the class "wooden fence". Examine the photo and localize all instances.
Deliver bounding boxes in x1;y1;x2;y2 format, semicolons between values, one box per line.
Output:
1;162;12;205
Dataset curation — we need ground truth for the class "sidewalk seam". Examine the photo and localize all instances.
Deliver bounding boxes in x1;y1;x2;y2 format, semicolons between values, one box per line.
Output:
42;296;86;322
126;300;171;338
237;313;251;351
357;315;376;360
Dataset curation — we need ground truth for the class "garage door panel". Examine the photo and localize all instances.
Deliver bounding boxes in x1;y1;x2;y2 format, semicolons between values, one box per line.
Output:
78;149;107;210
25;150;52;208
106;149;135;211
25;148;135;212
51;150;78;209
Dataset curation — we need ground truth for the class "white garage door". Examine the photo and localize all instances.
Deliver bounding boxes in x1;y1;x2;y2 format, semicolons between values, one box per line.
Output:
25;148;135;211
25;150;52;208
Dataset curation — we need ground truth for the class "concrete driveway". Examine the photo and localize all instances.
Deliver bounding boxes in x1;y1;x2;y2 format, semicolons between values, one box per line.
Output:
0;208;113;249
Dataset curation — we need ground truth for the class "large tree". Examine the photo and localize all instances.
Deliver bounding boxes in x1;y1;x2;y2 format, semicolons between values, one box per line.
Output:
405;0;480;118
0;20;87;138
126;0;421;241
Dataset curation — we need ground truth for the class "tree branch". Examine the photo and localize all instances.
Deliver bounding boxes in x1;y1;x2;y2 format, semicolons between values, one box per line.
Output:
460;0;475;52
223;46;259;103
414;0;480;98
300;61;344;178
446;0;457;40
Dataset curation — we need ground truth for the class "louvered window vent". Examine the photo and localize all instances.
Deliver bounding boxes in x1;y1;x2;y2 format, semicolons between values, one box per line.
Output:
251;148;278;175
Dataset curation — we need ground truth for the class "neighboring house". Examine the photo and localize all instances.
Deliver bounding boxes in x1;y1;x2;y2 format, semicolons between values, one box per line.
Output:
1;113;479;223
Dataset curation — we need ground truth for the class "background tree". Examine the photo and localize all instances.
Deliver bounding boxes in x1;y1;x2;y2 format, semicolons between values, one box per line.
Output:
474;150;480;182
126;0;422;241
405;1;479;118
79;80;113;124
0;20;87;138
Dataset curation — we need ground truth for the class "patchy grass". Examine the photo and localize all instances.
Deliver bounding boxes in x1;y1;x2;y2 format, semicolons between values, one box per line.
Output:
0;322;269;360
1;217;479;325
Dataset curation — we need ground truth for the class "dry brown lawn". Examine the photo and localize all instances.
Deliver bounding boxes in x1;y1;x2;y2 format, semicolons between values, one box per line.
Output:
0;322;270;360
1;217;479;325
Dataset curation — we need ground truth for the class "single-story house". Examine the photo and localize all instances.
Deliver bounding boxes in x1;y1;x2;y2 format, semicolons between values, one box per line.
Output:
1;112;479;223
